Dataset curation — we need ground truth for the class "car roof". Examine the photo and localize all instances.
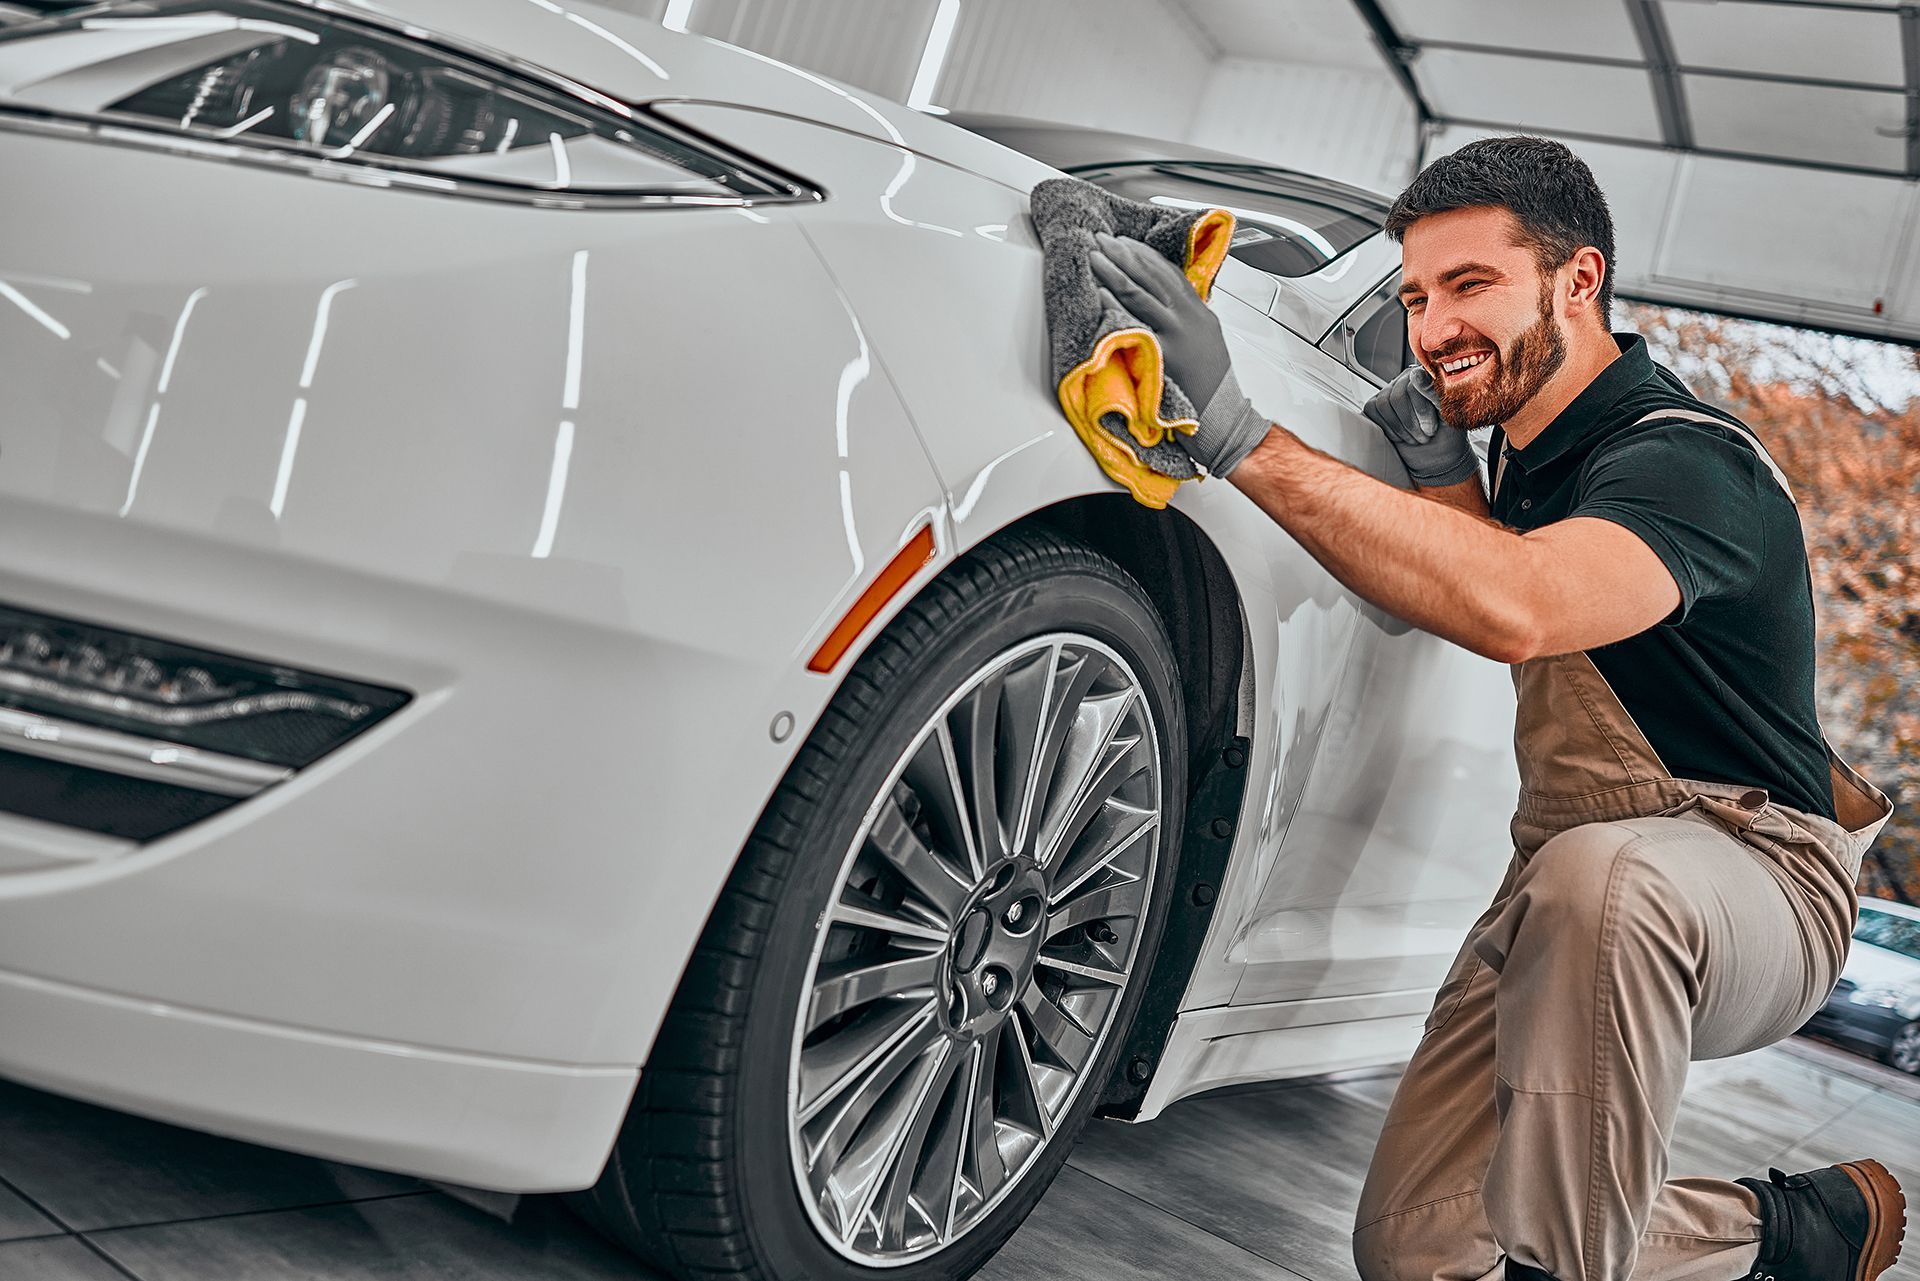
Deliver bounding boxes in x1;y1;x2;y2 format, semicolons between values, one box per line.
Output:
944;111;1393;214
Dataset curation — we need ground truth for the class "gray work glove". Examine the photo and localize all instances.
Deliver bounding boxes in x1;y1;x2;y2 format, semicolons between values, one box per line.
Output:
1362;365;1479;487
1088;231;1268;478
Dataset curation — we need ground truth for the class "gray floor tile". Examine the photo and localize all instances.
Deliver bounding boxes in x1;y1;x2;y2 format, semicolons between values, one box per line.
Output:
0;1080;421;1232
977;1165;1311;1281
0;1235;130;1280
1066;1080;1387;1281
1665;1050;1879;1179
0;1181;58;1244
87;1193;650;1281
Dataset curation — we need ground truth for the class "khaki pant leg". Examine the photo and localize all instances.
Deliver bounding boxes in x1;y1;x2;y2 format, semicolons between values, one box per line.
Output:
1473;813;1836;1281
1353;858;1520;1281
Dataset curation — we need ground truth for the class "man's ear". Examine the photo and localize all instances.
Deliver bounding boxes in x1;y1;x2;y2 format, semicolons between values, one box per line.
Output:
1563;245;1607;322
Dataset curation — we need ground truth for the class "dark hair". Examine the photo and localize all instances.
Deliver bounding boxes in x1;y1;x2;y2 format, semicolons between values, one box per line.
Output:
1385;136;1615;328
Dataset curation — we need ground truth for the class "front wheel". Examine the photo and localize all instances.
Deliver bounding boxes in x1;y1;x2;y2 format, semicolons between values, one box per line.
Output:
573;527;1189;1281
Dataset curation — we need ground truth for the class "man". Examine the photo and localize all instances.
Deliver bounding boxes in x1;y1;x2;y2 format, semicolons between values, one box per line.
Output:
1089;136;1903;1281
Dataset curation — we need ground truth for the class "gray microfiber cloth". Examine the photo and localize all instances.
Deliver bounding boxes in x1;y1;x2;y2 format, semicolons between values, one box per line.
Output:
1029;176;1235;509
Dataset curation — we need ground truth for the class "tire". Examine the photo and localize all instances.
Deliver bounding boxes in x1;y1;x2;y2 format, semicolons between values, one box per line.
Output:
1888;1020;1920;1075
571;526;1188;1281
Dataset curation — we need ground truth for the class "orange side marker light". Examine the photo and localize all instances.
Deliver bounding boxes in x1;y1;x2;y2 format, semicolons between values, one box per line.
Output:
807;523;938;674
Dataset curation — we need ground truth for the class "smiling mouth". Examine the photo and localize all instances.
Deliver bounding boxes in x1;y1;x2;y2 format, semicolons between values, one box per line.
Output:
1436;351;1493;379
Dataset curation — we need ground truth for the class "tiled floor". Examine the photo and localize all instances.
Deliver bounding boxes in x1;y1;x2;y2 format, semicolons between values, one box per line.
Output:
0;1035;1914;1281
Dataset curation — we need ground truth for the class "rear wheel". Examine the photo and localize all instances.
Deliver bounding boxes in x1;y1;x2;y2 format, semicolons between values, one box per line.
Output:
572;528;1187;1280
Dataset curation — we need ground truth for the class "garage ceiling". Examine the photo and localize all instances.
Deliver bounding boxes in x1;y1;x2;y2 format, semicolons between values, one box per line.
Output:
1178;0;1920;343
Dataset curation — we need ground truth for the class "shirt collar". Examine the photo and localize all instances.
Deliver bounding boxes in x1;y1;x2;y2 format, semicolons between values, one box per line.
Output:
1502;332;1649;475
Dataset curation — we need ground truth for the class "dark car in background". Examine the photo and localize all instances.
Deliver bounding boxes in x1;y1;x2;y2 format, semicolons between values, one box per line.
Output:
1805;897;1920;1074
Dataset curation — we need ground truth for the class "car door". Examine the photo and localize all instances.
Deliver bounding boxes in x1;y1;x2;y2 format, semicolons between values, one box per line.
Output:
1227;273;1519;1006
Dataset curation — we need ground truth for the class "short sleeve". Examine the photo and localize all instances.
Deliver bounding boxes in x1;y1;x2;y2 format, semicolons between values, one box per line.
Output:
1571;422;1769;623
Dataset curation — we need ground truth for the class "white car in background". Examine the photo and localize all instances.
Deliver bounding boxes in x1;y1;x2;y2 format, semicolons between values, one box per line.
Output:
1804;897;1920;1074
0;2;1517;1277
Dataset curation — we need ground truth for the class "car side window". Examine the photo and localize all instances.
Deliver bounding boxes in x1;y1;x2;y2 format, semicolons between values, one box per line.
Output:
1856;908;1920;959
1330;274;1411;385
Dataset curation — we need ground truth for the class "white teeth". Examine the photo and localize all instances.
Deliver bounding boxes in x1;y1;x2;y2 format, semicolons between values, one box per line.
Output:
1440;352;1490;375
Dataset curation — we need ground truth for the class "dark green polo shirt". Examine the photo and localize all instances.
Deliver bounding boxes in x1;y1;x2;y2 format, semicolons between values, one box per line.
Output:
1488;333;1835;820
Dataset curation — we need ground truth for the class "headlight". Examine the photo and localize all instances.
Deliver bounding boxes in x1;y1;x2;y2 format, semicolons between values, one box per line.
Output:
0;1;817;206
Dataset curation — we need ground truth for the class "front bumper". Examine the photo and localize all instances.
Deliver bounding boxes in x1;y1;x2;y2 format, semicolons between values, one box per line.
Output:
0;963;634;1190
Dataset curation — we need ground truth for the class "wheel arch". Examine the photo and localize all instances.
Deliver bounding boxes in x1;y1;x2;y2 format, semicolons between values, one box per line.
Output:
988;495;1254;1118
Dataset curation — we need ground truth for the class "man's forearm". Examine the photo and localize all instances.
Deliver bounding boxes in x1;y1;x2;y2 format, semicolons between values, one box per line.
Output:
1227;425;1538;662
1415;474;1491;520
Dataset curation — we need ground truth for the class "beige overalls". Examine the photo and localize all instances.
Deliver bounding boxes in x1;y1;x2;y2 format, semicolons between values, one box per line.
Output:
1352;409;1896;1281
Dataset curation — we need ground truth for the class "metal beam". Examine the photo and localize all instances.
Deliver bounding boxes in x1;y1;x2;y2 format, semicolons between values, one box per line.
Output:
1347;0;1431;179
1901;5;1920;176
1625;0;1694;149
1416;37;1906;95
1439;115;1911;181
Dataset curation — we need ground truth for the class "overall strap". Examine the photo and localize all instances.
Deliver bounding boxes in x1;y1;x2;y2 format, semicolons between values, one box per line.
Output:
1631;407;1796;505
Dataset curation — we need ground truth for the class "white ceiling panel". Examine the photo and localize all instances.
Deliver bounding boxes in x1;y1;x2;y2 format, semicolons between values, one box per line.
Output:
1685;75;1908;171
1177;0;1380;70
1660;1;1905;86
1377;0;1642;60
1415;49;1664;141
1657;159;1910;309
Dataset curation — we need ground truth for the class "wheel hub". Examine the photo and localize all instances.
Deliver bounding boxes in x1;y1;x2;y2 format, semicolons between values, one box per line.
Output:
945;861;1050;1036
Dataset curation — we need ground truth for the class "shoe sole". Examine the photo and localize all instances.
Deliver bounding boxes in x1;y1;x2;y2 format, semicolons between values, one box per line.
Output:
1840;1159;1907;1281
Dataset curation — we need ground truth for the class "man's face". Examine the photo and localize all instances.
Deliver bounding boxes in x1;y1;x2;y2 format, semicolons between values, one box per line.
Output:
1398;206;1568;429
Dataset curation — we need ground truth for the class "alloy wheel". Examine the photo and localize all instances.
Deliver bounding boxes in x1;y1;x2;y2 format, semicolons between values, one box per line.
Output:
1892;1022;1920;1075
787;633;1164;1265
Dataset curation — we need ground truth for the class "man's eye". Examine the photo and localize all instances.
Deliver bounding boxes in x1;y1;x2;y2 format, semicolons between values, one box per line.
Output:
1403;297;1424;311
1458;280;1486;292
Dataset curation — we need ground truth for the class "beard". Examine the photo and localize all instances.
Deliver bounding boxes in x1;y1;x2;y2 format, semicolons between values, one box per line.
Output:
1428;283;1567;430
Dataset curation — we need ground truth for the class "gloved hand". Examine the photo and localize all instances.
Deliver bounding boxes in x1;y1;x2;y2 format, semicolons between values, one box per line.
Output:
1362;365;1479;487
1088;231;1269;478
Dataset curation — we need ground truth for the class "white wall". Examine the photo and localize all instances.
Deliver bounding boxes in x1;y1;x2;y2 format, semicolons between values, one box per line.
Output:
933;0;1215;139
595;0;1419;195
1188;57;1415;195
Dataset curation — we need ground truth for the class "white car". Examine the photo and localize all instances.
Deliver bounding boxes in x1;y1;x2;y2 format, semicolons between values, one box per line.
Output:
0;2;1518;1276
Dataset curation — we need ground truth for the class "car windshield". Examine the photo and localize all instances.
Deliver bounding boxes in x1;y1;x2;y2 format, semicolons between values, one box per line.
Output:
1065;160;1385;278
1854;906;1920;959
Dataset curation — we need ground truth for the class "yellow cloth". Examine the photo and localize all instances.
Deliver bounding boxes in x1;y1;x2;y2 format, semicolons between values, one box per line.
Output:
1053;210;1235;509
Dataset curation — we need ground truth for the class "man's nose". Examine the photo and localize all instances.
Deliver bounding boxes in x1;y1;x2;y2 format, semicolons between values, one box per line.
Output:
1416;297;1465;358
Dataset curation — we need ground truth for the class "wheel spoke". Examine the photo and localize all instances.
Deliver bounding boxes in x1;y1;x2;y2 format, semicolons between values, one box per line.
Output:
804;1004;944;1182
869;784;968;924
832;1039;953;1242
832;900;949;944
1049;802;1156;906
808;949;941;1032
800;998;939;1123
963;1019;1009;1203
995;643;1059;860
930;1038;982;1241
949;675;1007;863
902;723;984;883
1034;953;1128;986
1017;983;1094;1073
871;1041;963;1250
1008;1006;1056;1139
1036;727;1151;871
1014;647;1107;858
1046;873;1147;939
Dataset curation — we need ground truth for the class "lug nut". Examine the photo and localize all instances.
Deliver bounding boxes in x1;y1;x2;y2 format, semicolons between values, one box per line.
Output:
1005;901;1024;926
980;972;999;997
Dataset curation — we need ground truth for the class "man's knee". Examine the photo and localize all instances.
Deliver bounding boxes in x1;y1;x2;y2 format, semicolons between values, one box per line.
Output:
1354;1206;1488;1281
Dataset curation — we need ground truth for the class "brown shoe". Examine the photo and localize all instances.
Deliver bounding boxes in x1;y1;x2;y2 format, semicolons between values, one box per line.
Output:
1737;1160;1907;1281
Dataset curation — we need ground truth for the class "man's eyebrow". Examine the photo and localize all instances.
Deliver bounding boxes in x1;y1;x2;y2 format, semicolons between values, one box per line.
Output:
1399;262;1506;298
